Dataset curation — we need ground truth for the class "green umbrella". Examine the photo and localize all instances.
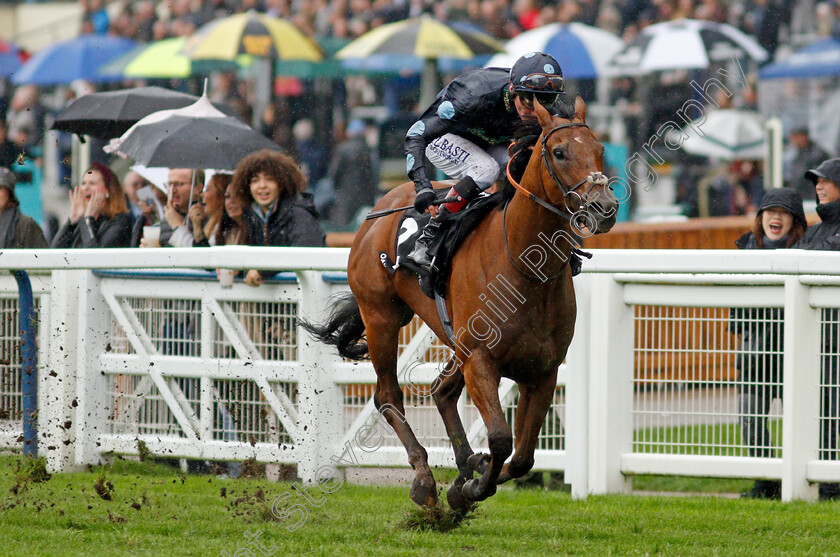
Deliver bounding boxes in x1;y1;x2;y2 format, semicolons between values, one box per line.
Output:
99;37;249;79
275;36;348;79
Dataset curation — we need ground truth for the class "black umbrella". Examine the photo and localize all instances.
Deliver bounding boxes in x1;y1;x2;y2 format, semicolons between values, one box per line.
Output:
107;94;279;170
52;86;236;139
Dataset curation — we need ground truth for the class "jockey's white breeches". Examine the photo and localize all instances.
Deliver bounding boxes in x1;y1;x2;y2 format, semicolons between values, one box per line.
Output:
424;133;510;190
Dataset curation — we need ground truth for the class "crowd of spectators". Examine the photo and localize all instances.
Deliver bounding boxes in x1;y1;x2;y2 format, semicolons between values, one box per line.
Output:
78;0;799;50
0;0;833;234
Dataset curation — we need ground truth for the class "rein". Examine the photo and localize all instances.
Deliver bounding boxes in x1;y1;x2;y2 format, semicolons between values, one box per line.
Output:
502;121;603;282
502;199;569;282
504;122;592;220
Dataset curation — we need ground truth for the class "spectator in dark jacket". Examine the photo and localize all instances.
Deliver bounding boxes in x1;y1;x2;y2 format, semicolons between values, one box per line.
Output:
0;120;21;169
231;149;326;287
51;163;132;248
326;119;377;227
0;167;47;249
786;128;830;202
796;158;840;500
730;188;806;500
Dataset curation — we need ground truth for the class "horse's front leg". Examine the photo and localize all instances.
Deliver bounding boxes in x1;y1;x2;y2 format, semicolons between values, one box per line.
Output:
431;357;475;512
460;354;511;502
497;370;558;484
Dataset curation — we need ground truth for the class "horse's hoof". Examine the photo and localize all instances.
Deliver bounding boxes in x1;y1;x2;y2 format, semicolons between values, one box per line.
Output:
466;453;491;475
462;478;496;502
447;480;472;513
410;476;438;507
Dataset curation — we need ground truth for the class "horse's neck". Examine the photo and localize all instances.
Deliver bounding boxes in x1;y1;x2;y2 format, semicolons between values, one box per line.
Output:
502;154;576;282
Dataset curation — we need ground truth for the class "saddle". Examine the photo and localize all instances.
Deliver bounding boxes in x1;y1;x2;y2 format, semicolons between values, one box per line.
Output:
382;188;502;299
378;167;590;344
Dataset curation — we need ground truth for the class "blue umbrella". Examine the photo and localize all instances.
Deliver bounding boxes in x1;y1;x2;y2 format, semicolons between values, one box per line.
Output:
759;38;840;80
12;35;137;85
0;39;25;78
485;23;623;79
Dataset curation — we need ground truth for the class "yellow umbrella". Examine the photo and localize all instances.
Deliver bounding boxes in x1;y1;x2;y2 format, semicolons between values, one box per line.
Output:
335;15;505;60
336;16;505;106
99;37;249;79
182;11;322;61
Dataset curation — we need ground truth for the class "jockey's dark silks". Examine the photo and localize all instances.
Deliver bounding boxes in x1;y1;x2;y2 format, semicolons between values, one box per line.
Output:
405;52;565;270
404;68;521;185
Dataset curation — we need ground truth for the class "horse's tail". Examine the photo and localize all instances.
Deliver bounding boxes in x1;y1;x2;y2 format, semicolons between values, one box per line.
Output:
300;292;369;360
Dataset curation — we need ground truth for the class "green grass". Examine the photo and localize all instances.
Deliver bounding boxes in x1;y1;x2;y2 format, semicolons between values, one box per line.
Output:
2;454;839;557
634;421;783;457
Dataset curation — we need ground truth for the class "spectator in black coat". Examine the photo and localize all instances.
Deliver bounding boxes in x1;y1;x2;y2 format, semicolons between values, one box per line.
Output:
51;163;132;248
731;188;806;500
231;149;326;287
786;128;830;202
0;120;21;169
796;158;840;500
326;119;376;227
0;167;47;249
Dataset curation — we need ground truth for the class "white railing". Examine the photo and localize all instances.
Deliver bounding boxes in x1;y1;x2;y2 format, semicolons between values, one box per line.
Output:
1;247;840;501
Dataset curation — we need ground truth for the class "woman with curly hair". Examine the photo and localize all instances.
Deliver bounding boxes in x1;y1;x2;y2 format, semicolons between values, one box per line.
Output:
51;162;132;248
231;149;325;286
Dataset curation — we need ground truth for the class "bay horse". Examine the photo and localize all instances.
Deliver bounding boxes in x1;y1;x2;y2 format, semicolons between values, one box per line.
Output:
304;97;618;511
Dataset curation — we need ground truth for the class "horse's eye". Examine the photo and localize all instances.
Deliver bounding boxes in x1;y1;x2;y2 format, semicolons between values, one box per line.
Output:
553;148;566;160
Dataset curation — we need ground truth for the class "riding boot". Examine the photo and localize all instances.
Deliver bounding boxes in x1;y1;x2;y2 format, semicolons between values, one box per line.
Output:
407;208;447;270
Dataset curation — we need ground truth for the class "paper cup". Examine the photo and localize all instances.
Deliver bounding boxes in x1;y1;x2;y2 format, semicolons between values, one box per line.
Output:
143;226;161;247
219;269;234;289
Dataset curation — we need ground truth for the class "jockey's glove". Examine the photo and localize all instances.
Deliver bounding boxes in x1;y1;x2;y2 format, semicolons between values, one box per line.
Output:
414;187;436;213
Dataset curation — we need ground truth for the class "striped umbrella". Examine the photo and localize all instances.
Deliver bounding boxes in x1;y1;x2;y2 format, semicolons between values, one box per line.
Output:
98;37;246;79
670;109;766;160
485;23;623;79
608;19;767;75
335;15;505;60
182;11;322;61
336;16;505;106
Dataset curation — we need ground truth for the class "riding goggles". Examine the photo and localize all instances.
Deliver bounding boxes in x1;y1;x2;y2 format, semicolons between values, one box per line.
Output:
515;73;565;93
518;92;560;110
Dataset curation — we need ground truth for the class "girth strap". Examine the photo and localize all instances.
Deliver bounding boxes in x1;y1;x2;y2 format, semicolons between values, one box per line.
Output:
435;291;455;346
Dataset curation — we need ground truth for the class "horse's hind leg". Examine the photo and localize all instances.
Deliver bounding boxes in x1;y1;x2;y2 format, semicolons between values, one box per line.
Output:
431;358;475;512
497;370;558;484
461;354;511;502
361;305;437;507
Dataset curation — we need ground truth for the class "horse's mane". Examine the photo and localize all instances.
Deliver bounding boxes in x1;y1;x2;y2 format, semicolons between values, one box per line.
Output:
495;99;576;207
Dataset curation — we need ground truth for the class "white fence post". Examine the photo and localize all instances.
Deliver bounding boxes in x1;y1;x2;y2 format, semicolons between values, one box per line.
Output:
587;274;634;494
296;271;344;483
782;276;821;501
566;274;592;499
40;270;82;472
74;271;112;467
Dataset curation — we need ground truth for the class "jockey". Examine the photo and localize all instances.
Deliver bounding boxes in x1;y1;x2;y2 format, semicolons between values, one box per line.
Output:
405;51;565;270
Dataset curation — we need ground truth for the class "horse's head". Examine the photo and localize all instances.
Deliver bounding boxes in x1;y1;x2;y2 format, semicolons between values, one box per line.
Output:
533;96;618;235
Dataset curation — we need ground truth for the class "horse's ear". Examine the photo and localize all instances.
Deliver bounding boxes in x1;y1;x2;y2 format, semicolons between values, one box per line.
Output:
573;94;587;123
535;101;554;128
